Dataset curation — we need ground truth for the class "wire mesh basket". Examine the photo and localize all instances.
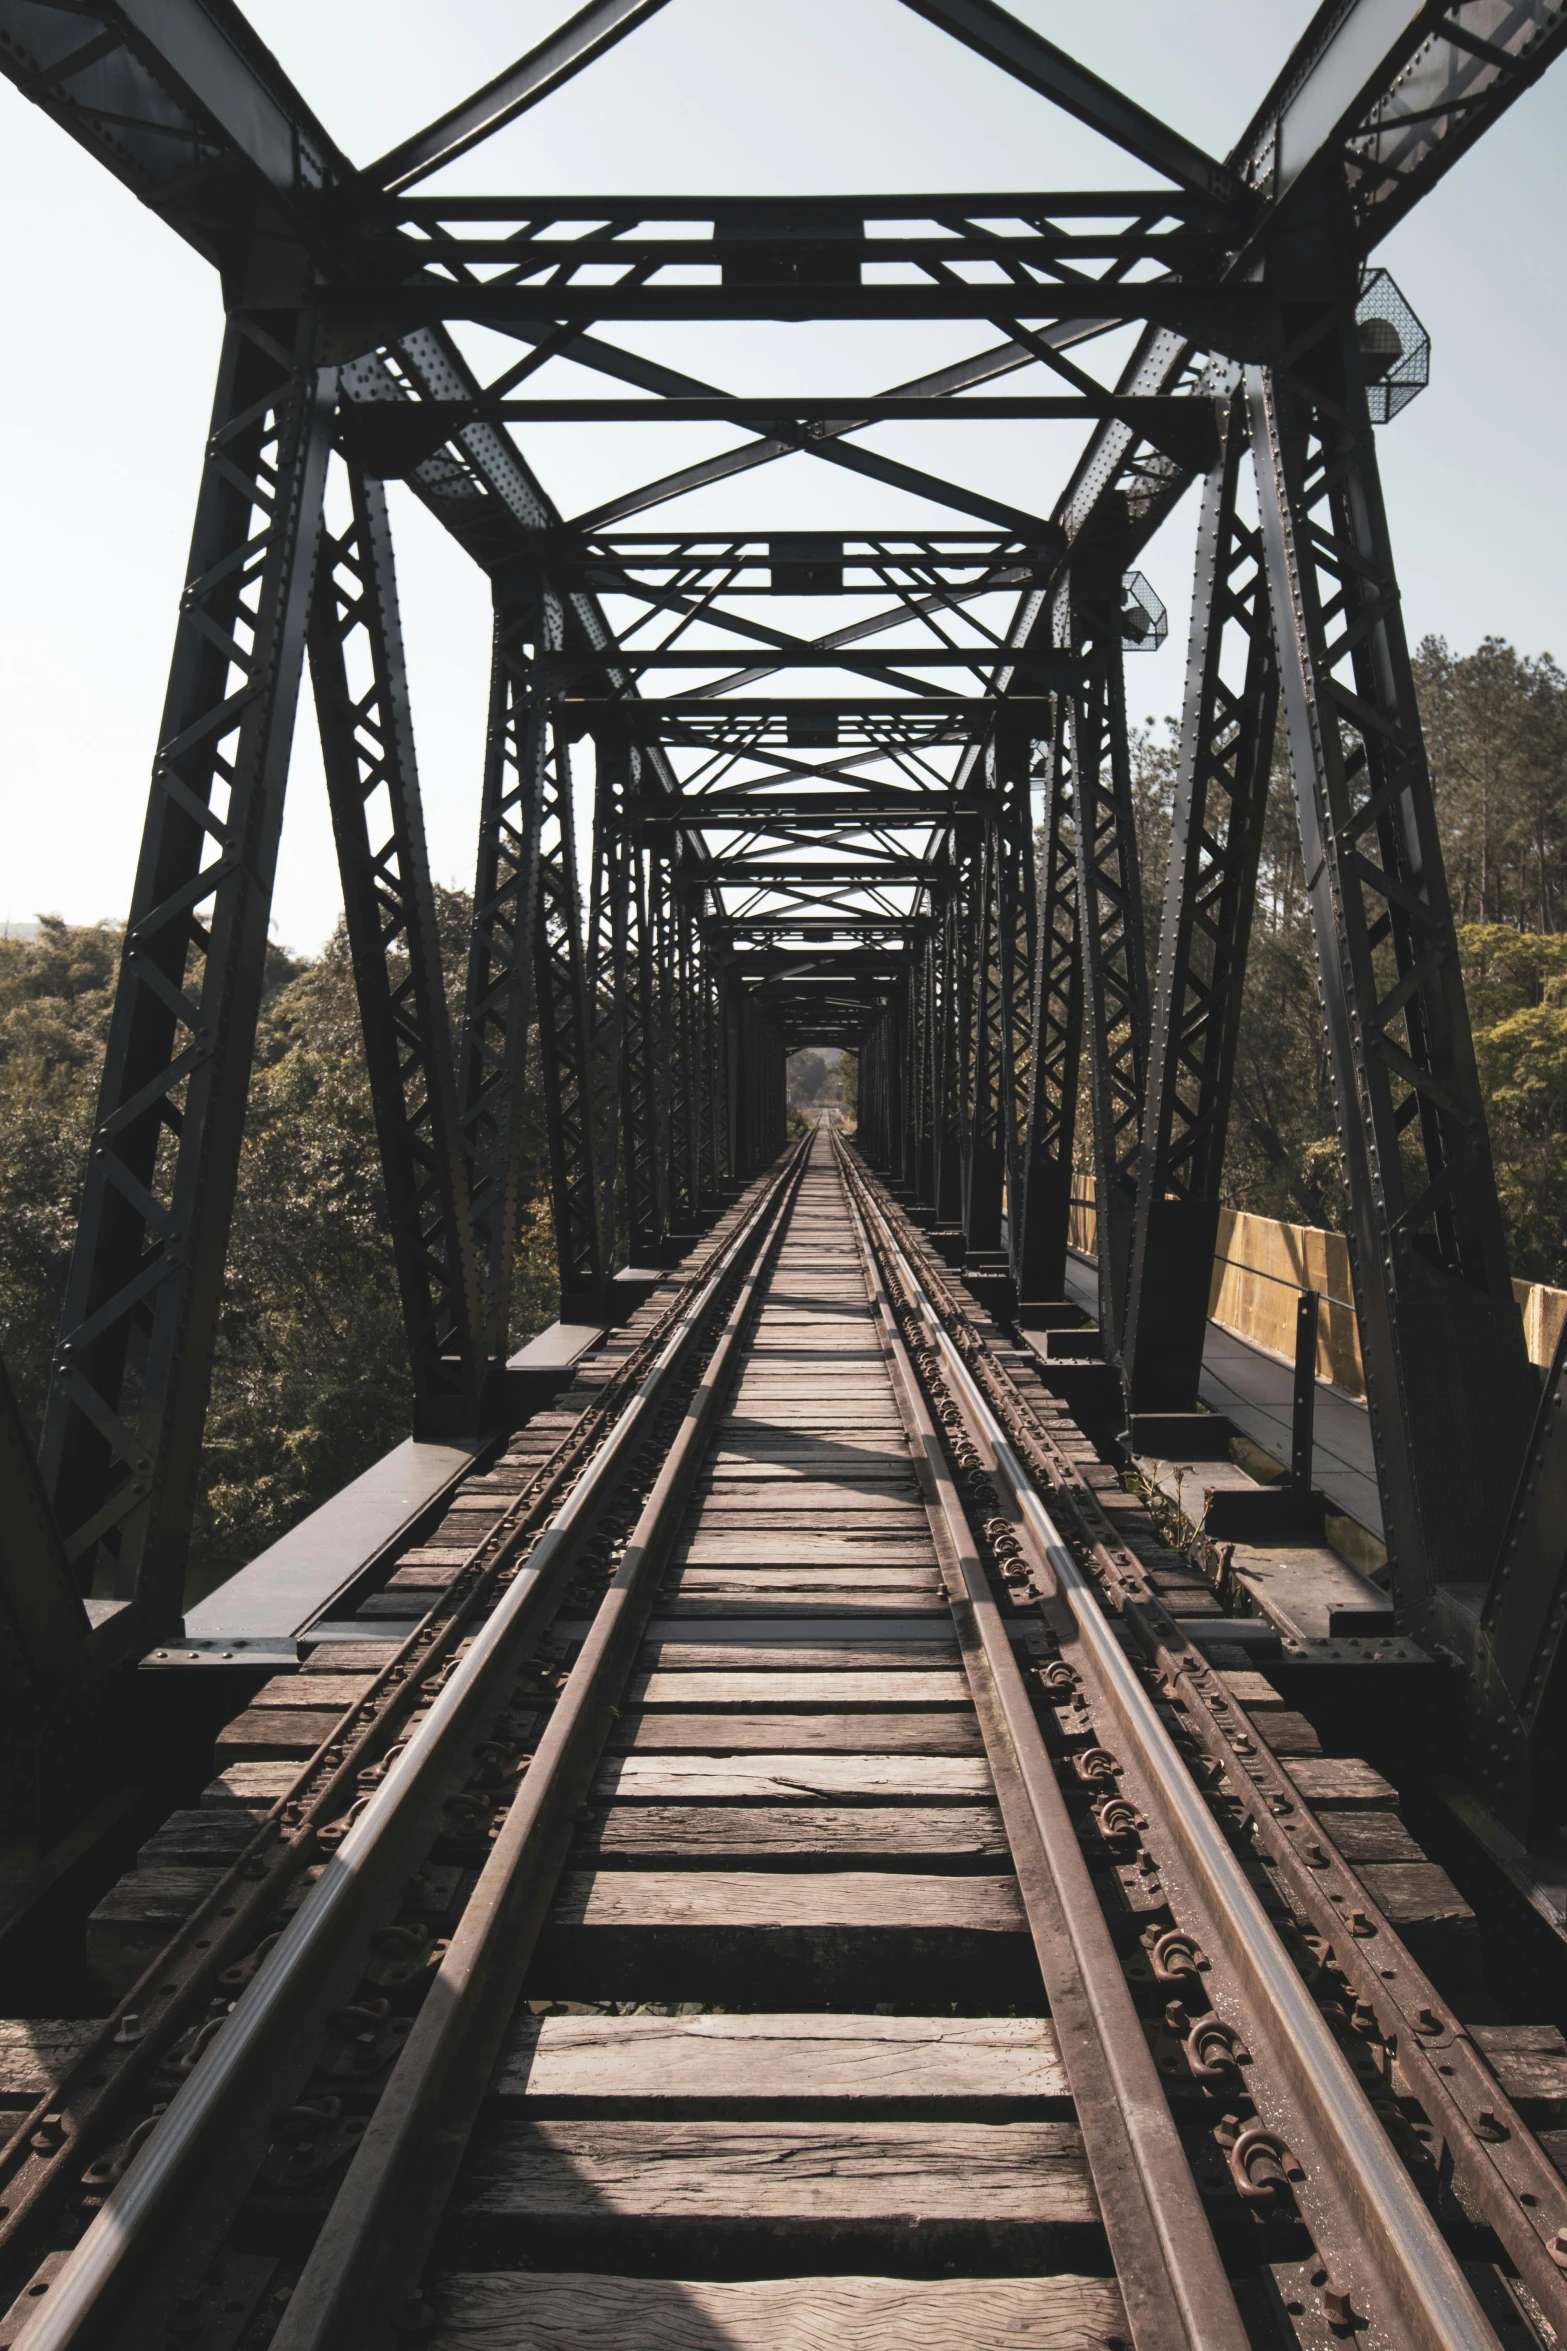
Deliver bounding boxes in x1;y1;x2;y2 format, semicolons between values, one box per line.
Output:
1356;268;1431;422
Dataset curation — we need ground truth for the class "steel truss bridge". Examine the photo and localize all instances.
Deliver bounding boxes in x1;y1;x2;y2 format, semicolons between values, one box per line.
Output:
1;5;1567;2345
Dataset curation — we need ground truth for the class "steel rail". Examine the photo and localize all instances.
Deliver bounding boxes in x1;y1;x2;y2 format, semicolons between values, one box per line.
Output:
841;1162;1567;2325
14;1142;810;2351
265;1133;811;2349
834;1136;1503;2351
838;1174;1248;2351
0;1149;801;2267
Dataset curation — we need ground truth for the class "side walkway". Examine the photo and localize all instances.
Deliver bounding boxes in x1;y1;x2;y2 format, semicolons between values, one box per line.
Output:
1060;1252;1384;1540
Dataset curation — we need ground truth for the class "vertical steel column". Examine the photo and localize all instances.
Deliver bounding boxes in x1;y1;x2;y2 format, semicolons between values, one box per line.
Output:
964;787;1005;1250
309;461;482;1428
909;926;937;1201
534;715;608;1315
619;824;664;1258
585;724;639;1280
1474;1319;1567;1840
1072;609;1150;1349
667;876;702;1228
458;594;550;1355
39;321;335;1623
1123;386;1278;1412
930;884;966;1221
994;714;1038;1283
1014;687;1083;1303
1250;288;1534;1629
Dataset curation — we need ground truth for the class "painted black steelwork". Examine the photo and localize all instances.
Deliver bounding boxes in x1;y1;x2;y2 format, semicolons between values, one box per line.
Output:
0;0;1564;1849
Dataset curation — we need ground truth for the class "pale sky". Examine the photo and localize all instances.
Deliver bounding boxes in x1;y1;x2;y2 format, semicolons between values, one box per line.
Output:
1;0;1562;951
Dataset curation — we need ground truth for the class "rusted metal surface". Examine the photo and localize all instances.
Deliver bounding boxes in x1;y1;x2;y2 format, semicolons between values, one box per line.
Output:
841;1140;1567;2334
842;1176;1249;2351
0;1149;807;2348
836;1138;1512;2351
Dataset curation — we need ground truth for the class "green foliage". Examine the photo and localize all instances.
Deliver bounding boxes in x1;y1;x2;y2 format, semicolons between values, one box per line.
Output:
1458;926;1567;1285
786;1047;835;1105
1416;637;1567;932
0;901;558;1589
0;918;122;1410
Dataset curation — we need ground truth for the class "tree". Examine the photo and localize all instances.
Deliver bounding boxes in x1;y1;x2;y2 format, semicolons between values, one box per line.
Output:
1416;636;1567;931
0;901;560;1590
787;1048;833;1105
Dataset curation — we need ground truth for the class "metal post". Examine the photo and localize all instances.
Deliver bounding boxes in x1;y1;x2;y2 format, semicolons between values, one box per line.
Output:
458;595;550;1357
1250;280;1535;1636
1474;1320;1567;1841
39;321;335;1628
1123;382;1277;1413
533;715;608;1316
1014;687;1083;1305
1071;606;1149;1351
309;459;483;1429
1292;1290;1319;1496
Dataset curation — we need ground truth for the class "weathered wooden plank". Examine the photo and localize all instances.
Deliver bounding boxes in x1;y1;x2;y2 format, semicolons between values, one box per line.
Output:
385;1562;464;1590
1216;1670;1285;1708
656;1597;951;1620
202;1762;295;1808
628;1670;971;1709
1358;1862;1471;1924
1323;1813;1425;1863
303;1643;406;1672
493;2013;1066;2112
609;1711;982;1753
1471;2034;1567;2126
428;2271;1127;2351
676;1543;936;1568
1254;1710;1321;1756
251;1673;376;1709
1282;1758;1396;1810
1473;2023;1567;2055
579;1804;1006;1864
214;1708;343;1762
1360;1861;1481;1996
636;1640;961;1670
546;1870;1024;1931
668;1571;942;1595
0;2021;97;2106
703;1469;916;1488
456;2120;1094;2233
593;1754;992;1803
87;1868;220;1998
693;1490;925;1511
139;1808;266;1869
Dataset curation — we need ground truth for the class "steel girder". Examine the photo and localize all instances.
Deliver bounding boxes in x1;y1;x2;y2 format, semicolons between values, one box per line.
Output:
0;0;1563;1806
309;460;484;1426
459;596;551;1352
37;321;334;1636
1250;265;1536;1638
956;723;1036;1261
1071;606;1150;1351
1473;1320;1567;1840
1123;386;1278;1413
1014;687;1084;1303
532;719;607;1317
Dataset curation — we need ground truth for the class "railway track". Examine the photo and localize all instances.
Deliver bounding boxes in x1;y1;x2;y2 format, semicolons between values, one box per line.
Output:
3;1132;1567;2349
